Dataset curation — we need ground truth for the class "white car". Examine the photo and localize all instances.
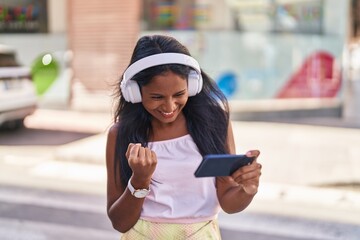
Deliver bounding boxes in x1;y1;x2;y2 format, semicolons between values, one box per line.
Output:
0;45;37;129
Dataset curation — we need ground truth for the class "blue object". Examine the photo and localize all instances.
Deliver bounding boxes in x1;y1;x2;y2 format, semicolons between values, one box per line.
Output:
216;72;237;98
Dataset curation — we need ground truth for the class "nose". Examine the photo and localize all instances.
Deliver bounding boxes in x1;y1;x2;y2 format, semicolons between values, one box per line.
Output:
162;97;176;112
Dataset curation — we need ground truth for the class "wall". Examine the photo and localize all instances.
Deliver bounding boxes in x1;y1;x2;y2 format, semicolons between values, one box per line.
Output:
68;0;142;91
143;31;343;100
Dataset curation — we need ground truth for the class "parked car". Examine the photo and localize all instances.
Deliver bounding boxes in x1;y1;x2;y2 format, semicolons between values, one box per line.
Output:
0;44;37;129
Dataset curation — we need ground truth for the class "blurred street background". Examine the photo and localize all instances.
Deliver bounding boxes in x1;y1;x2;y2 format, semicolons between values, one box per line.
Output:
1;0;360;239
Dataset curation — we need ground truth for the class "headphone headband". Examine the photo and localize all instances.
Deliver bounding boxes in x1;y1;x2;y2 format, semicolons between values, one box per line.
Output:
122;53;201;84
121;53;203;103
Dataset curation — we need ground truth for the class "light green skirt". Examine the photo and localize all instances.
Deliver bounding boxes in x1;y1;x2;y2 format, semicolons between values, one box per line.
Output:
121;219;221;240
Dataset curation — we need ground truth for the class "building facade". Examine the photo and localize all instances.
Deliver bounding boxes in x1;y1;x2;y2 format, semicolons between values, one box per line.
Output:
1;0;358;118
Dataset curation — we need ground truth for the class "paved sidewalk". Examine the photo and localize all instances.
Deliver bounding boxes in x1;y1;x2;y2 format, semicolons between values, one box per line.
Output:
24;109;360;226
28;109;360;186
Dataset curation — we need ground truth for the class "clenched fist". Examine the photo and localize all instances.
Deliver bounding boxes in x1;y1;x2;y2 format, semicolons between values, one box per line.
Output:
126;143;157;186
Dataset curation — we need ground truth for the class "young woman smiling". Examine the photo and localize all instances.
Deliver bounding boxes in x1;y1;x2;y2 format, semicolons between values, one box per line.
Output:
106;35;262;239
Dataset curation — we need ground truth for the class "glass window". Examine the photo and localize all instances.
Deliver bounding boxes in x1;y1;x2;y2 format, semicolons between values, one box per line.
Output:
142;0;324;34
142;0;197;30
0;0;48;33
272;0;323;34
228;0;323;34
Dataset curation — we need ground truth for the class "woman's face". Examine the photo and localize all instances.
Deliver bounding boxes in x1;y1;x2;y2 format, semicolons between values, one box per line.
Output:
141;71;188;125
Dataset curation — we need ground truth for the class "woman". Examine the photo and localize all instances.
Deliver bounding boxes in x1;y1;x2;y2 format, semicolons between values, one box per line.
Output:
106;35;262;239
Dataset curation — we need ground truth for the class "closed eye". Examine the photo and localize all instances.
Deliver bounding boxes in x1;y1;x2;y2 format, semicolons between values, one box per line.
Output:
174;90;186;97
149;90;186;99
150;95;163;100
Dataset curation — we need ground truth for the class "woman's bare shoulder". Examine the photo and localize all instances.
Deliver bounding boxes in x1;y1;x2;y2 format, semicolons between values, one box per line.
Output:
107;122;120;139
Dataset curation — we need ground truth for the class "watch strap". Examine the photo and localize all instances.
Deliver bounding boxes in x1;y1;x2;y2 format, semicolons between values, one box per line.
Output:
127;178;150;198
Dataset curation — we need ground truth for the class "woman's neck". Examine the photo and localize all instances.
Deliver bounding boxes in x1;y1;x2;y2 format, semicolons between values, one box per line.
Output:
149;113;188;141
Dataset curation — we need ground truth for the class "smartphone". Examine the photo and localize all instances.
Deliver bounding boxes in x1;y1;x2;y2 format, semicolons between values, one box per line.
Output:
194;154;255;177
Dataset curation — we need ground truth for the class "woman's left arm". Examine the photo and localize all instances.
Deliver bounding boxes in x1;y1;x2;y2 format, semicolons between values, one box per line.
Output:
216;122;262;214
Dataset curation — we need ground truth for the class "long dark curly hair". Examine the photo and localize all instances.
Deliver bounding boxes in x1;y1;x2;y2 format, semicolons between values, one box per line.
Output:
113;35;229;186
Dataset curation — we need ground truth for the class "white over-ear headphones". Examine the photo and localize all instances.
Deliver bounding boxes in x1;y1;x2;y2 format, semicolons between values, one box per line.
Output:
120;53;203;103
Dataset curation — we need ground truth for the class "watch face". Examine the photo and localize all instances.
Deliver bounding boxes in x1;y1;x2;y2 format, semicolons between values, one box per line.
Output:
134;189;149;198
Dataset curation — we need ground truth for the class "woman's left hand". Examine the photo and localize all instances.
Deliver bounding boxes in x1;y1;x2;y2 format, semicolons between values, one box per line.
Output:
231;150;262;195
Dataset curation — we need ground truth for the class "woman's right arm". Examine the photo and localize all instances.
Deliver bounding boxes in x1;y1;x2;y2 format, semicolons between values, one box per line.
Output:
106;125;155;233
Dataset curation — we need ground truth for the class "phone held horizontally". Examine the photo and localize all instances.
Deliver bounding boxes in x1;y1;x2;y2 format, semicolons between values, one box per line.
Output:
194;154;255;177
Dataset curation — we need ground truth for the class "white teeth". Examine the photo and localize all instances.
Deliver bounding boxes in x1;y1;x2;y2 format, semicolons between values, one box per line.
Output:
162;111;173;116
160;107;177;116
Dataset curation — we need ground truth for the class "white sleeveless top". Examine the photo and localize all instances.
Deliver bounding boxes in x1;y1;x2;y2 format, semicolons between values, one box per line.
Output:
141;134;221;223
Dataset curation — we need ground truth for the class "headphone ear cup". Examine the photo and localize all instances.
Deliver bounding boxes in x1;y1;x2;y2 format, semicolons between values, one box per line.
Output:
125;80;142;103
187;70;202;96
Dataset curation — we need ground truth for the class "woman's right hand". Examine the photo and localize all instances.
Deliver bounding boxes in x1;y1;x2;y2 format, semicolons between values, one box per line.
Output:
126;143;157;185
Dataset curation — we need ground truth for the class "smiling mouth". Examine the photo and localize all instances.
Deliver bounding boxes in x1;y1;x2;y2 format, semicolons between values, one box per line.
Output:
160;108;177;118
